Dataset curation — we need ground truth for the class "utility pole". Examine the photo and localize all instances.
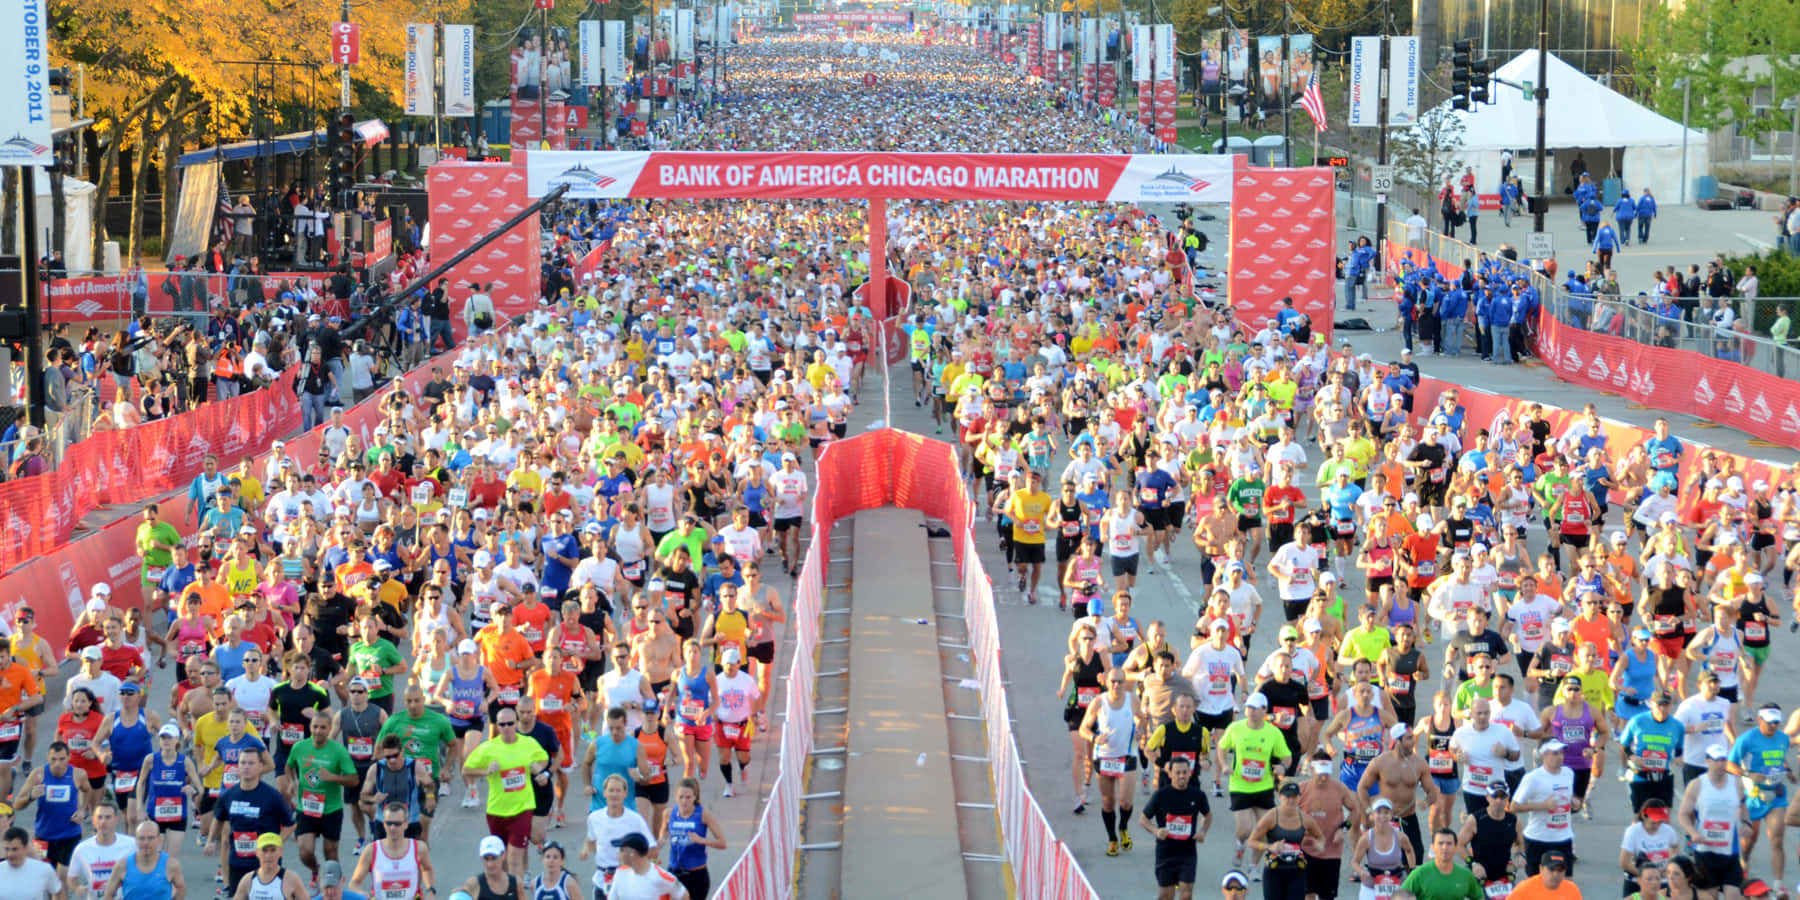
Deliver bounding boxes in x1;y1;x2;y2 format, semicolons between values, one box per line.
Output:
540;3;550;148
1280;0;1292;165
1219;26;1229;153
1374;0;1391;269
1532;0;1549;233
339;0;353;110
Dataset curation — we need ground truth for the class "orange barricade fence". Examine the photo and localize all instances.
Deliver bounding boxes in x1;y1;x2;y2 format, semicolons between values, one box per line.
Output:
1408;376;1791;521
0;327;514;649
716;428;1101;898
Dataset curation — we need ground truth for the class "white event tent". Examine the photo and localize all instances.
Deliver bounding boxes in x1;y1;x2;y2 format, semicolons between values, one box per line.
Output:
1419;50;1708;204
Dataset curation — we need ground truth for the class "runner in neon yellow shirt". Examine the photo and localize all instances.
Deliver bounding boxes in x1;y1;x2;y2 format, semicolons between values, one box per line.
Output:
1215;693;1292;866
462;709;551;870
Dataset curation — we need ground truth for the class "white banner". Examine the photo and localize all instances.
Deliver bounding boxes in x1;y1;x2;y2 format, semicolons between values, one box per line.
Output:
0;0;53;166
404;23;435;116
1153;24;1176;82
1080;18;1098;65
443;25;475;117
1390;35;1420;126
1131;24;1150;82
1348;35;1379;128
604;20;628;84
1043;15;1060;53
580;20;601;87
675;9;696;60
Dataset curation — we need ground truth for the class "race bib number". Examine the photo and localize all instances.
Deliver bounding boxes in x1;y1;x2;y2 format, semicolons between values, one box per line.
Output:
1166;814;1194;839
1429;468;1447;483
1209;675;1231;695
348;738;374;760
1061;523;1081;537
1021;519;1042;535
154;797;183;822
1077;687;1101;705
1559;725;1586;744
645;762;662;779
1640;749;1669;772
1702;820;1732;849
1415;560;1436;578
1429;750;1454;775
45;784;71;803
1466;764;1495;787
1389;677;1413;696
498;687;521;704
281;727;305;745
145;566;168;583
1746;621;1768;641
1098;757;1128;777
0;720;24;741
539;696;564;713
221;766;240;788
446;488;469;508
1273;707;1297;728
451;700;477;719
233;832;256;856
1241;758;1267;783
1655;615;1681;635
501;767;528;792
1484;881;1513;899
68;737;91;752
113;771;140;794
301;791;325;816
721;722;742;740
380;879;413;900
681;699;705;721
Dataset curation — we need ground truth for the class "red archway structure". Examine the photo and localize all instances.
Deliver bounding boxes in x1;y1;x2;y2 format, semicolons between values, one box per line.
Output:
427;151;1336;338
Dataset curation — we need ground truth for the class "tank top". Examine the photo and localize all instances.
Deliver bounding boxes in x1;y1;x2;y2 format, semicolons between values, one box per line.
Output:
1365;828;1406;874
1427;718;1459;779
427;544;459;583
1649;584;1686;633
1091;692;1136;761
147;751;190;823
476;873;518;900
1056;501;1084;541
667;805;710;871
1695;775;1742;855
36;765;81;839
1067;653;1105;710
590;735;640;809
676;665;711;725
372;763;422;823
1386;649;1422;705
711;610;749;664
370;840;421;900
1388;595;1417;628
529;871;575;900
1367;537;1394;578
173;618;211;660
1739;599;1774;648
1266;817;1308;869
1703;630;1742;688
120;853;172;900
1106;512;1139;558
110;709;154;786
1618;649;1658;708
1341;708;1385;780
557;629;591;676
1469;808;1518;877
614;526;648;575
60;711;106;778
637;727;669;786
339;705;385;766
7;635;41;673
1550;703;1596;770
643;484;677;532
447;665;486;724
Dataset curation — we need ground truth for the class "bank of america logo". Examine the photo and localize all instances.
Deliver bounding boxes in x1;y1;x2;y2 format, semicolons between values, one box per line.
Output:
1;135;49;157
547;164;616;188
1152;166;1211;193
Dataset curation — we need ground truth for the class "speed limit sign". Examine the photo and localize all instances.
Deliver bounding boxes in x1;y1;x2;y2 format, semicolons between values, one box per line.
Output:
1369;164;1396;194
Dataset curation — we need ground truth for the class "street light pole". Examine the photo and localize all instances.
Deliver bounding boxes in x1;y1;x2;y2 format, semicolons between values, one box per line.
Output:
1679;77;1691;205
1281;0;1292;165
1374;0;1391;269
1531;0;1549;234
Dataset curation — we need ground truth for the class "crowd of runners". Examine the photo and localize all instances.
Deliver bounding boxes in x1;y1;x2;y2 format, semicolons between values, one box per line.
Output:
5;25;1797;900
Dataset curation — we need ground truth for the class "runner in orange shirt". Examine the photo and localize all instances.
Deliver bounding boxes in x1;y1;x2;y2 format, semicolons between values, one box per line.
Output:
527;646;584;829
0;649;41;800
510;591;554;655
181;568;235;624
476;604;540;729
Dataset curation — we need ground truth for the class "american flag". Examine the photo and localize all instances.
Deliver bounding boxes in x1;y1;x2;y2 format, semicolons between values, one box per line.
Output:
1299;68;1327;132
216;178;236;241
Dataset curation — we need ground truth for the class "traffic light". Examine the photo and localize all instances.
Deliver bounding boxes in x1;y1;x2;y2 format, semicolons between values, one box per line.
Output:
1470;57;1493;104
330;112;357;203
1450;40;1472;111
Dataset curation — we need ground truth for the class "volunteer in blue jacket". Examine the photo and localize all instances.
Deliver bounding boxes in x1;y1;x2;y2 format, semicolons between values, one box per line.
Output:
1615;191;1637;246
1593;218;1621;271
1488;287;1515;365
1636;189;1658;243
1439;279;1470;357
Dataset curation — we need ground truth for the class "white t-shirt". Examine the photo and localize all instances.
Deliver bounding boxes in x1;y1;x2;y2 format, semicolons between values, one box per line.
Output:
585;807;655;884
227;674;277;719
1269;543;1321;601
1489;698;1540;772
1512;764;1577;842
1675;695;1734;765
1181;644;1244;716
600;670;649;733
1450;723;1520;795
68;836;134;898
1506;594;1562;652
0;858;61;900
1620;821;1680;868
605;864;688;900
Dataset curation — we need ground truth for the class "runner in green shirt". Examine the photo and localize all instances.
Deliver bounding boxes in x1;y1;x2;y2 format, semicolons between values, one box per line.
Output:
347;618;406;705
375;687;458;779
1400;829;1487;900
287;714;359;868
1215;694;1292;867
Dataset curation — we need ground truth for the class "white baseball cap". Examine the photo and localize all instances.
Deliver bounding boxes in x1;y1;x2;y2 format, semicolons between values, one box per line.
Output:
478;836;506;858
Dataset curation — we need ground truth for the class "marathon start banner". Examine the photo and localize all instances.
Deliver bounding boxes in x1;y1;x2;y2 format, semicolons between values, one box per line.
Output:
525;150;1237;204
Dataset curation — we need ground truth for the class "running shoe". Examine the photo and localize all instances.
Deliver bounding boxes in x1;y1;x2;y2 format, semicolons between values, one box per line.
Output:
463;788;480;809
1073;801;1086;815
1017;574;1026;592
1106;841;1118;857
1252;869;1263;882
1214;780;1224;798
555;811;567;829
1119;832;1133;851
722;784;735;798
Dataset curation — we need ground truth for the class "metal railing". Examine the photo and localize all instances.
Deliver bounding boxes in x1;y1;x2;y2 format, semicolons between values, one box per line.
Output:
1384;221;1800;380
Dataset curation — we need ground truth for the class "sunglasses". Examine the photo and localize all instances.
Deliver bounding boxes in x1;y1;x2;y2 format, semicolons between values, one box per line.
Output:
349;689;368;695
498;720;518;727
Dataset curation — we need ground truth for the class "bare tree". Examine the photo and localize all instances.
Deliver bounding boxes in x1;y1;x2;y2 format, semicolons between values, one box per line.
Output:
1390;105;1466;224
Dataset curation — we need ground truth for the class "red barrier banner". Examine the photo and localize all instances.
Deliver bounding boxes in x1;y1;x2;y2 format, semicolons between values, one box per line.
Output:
0;370;300;574
428;162;542;341
523;150;1237;204
1535;312;1800;447
1228;167;1337;342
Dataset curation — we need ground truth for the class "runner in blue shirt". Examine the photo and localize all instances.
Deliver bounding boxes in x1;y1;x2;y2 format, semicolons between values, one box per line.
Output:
1729;704;1793;877
1619;690;1684;813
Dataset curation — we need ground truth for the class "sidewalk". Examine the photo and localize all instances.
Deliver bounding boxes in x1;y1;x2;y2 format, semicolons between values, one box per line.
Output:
1332;283;1800;466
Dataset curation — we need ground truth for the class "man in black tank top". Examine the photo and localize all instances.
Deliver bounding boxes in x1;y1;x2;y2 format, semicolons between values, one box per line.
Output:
1456;784;1520;885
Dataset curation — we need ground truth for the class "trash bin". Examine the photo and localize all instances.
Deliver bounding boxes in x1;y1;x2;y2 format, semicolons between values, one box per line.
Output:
1694;175;1719;202
1602;177;1622;207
